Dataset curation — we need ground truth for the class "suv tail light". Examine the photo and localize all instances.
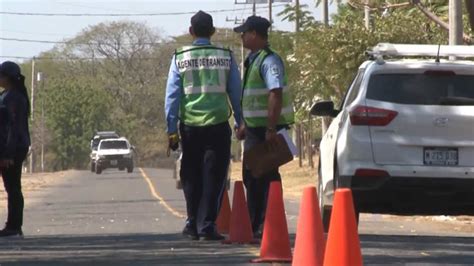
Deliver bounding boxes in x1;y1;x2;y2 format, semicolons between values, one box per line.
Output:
424;70;456;76
354;169;390;178
350;106;398;126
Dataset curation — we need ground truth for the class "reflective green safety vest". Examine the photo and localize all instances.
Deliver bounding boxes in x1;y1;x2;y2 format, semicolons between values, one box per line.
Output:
175;45;232;127
242;48;294;128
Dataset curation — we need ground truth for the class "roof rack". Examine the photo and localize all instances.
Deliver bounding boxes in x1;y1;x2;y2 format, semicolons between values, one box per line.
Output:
368;43;474;59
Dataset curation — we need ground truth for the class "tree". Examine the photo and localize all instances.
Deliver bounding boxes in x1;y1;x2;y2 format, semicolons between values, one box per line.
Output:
41;21;172;165
467;0;474;32
277;4;317;31
45;80;114;170
287;4;447;121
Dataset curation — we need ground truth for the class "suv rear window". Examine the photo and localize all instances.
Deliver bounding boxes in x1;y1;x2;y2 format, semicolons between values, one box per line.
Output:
366;74;474;105
100;141;128;150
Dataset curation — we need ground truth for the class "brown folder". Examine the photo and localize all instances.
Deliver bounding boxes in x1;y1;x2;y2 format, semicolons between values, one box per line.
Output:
243;134;294;178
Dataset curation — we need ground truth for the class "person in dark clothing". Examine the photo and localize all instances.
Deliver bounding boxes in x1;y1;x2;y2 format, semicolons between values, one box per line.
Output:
0;61;31;237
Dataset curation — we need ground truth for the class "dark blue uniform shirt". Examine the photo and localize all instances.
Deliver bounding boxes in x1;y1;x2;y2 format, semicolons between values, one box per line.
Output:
0;89;31;159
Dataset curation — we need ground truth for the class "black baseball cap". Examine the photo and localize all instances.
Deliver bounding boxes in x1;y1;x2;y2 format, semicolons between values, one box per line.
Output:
233;15;271;36
0;61;22;80
191;10;214;33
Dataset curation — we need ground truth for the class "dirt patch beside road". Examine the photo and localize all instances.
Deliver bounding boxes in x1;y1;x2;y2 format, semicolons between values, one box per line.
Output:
230;158;317;200
0;171;74;204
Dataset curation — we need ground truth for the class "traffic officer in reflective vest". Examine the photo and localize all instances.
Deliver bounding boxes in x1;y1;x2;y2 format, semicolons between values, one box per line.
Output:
165;11;242;241
234;16;294;238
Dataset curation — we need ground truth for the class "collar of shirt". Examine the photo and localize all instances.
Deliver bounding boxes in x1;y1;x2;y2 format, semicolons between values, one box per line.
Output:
192;38;211;46
247;50;261;64
1;89;10;99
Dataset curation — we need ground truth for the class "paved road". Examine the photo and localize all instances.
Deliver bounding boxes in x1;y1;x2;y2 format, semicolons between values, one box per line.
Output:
0;168;473;265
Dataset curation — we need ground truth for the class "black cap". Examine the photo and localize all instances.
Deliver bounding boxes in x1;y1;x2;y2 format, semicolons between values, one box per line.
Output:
191;10;214;33
233;15;271;36
0;61;22;80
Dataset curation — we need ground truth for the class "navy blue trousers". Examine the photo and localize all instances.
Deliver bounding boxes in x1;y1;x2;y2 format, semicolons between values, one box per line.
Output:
179;122;231;235
243;127;283;233
1;148;28;230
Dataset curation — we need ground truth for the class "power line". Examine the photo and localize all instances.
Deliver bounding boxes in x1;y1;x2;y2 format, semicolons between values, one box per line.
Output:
0;29;74;37
0;5;286;17
53;1;139;13
0;36;240;45
1;37;80;44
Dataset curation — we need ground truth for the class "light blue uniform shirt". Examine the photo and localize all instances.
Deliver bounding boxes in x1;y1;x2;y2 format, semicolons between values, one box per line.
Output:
165;38;243;134
246;48;286;91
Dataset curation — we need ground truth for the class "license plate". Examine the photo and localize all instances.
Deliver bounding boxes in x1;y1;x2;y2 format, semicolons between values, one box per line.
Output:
110;160;118;166
424;148;458;166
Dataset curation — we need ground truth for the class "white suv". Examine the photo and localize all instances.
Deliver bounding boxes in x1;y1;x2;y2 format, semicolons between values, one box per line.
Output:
95;138;134;174
312;44;474;231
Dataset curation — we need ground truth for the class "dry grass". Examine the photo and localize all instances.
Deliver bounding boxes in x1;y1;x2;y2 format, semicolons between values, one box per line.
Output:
230;157;318;200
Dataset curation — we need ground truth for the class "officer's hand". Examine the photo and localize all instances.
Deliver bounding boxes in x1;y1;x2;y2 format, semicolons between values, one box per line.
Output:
235;124;246;141
265;129;279;150
168;133;180;152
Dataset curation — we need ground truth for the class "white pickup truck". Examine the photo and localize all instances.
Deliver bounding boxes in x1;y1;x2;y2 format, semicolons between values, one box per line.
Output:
94;138;134;174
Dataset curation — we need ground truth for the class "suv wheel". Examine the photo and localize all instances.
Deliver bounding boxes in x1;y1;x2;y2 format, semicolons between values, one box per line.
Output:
318;165;332;233
96;165;102;175
334;163;360;226
127;166;133;173
90;162;95;173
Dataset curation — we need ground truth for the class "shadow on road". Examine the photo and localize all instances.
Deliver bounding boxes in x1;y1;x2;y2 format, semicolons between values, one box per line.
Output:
361;234;474;264
0;233;259;266
1;232;473;265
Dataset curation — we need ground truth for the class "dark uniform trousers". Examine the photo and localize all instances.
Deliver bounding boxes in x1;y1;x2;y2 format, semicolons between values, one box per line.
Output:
179;122;231;235
1;148;28;230
243;126;283;234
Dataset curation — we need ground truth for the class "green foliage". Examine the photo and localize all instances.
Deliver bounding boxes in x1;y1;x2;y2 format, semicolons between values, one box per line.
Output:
277;4;317;31
44;80;114;170
283;4;448;121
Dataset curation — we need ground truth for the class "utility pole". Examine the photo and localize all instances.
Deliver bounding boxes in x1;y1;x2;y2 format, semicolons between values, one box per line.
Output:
226;16;245;78
449;0;463;60
253;0;257;15
226;16;246;160
295;0;300;32
364;0;371;30
29;57;36;174
449;0;463;43
323;0;329;26
37;72;45;172
268;0;272;32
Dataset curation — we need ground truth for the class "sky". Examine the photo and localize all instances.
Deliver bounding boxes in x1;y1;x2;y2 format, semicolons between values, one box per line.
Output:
0;0;338;60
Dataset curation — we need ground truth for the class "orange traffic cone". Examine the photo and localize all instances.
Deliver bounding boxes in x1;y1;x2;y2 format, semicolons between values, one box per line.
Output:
252;181;292;263
222;181;256;244
292;186;326;266
216;190;231;234
323;188;362;266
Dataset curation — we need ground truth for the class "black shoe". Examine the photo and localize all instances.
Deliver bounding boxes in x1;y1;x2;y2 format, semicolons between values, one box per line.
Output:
199;231;225;241
0;228;23;238
253;229;263;239
182;226;199;241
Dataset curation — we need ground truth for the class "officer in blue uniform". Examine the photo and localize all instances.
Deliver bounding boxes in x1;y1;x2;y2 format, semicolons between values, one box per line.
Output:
165;11;243;241
234;16;293;238
0;61;31;237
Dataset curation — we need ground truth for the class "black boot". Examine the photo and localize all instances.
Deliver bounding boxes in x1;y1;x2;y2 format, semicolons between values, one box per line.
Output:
0;228;23;238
